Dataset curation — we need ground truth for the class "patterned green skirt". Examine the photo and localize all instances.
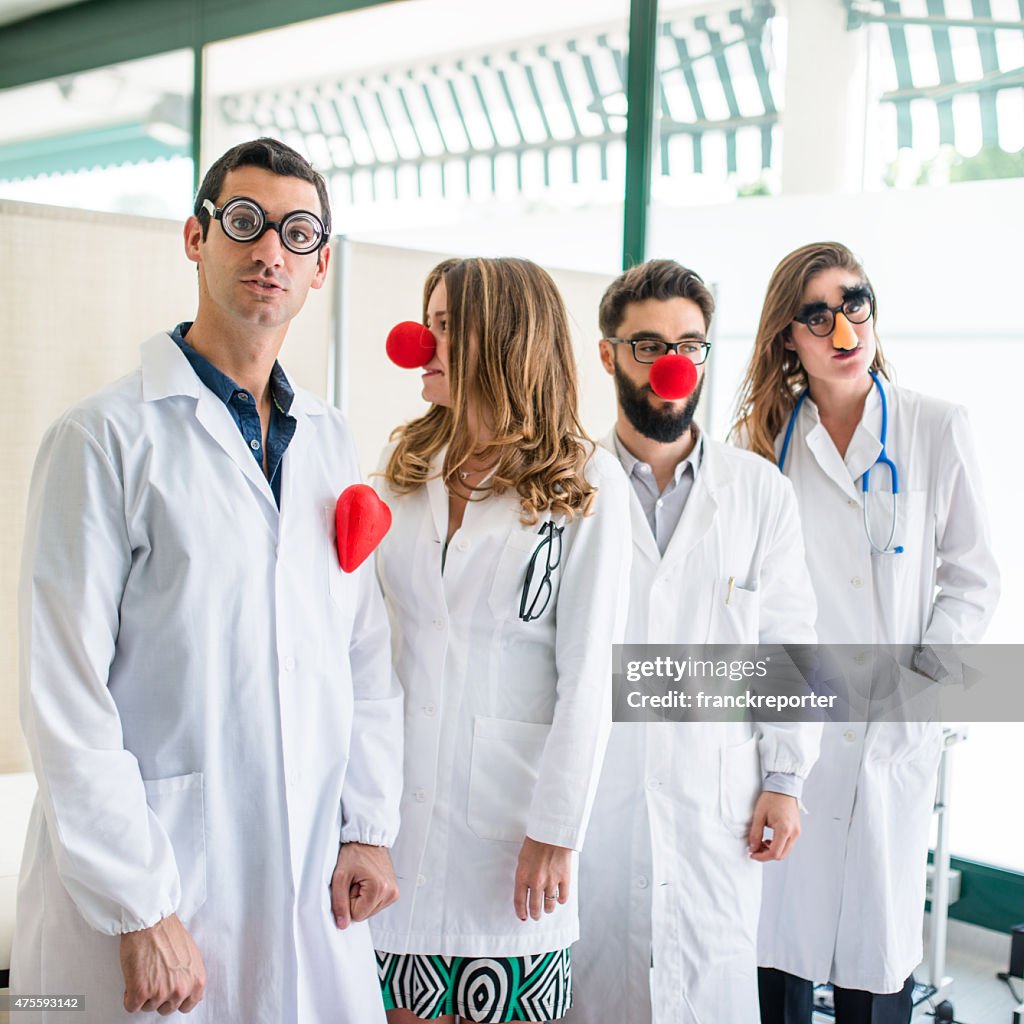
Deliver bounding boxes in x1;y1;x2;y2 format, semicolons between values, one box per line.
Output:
376;948;572;1022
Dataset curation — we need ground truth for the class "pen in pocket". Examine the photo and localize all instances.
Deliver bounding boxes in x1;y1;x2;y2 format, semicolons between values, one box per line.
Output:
725;576;735;605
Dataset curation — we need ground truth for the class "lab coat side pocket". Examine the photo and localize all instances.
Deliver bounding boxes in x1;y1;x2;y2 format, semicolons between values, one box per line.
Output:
143;772;207;922
467;717;551;842
719;734;761;839
707;578;759;643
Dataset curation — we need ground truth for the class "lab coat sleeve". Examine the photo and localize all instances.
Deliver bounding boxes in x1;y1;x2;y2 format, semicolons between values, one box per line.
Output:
920;405;1000;646
525;454;632;851
19;416;182;935
754;473;822;778
339;444;404;847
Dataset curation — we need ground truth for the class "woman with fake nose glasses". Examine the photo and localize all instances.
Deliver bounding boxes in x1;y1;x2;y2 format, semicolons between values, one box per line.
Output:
732;241;999;1024
370;257;631;1023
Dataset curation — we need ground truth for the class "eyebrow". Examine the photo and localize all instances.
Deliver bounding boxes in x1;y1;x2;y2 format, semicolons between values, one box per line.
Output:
796;284;871;319
626;329;706;343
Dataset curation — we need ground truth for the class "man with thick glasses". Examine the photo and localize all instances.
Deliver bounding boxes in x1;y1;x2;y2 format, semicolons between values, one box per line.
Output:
13;138;402;1023
567;260;821;1024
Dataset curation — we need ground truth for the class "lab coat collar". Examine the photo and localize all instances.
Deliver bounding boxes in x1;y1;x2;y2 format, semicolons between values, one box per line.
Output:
141;331;322;518
424;449;451;545
599;425;729;568
142;330;325;417
799;384;883;502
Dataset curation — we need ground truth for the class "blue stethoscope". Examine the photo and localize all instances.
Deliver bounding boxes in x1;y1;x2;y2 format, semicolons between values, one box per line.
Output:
778;370;903;555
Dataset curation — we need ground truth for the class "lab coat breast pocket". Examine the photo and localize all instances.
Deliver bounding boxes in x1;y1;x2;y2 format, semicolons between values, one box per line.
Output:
467;716;551;842
322;504;353;614
719;733;761;838
143;772;207;921
487;529;551;623
707;578;760;643
865;488;929;561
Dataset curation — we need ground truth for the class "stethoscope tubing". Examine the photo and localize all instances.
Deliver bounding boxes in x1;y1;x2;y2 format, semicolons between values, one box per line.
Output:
778;371;903;555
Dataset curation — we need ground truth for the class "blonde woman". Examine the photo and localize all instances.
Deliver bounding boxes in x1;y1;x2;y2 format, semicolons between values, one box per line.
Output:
733;241;999;1024
370;257;631;1023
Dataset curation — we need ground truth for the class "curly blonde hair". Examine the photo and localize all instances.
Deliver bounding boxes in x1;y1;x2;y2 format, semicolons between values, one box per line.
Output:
385;257;596;522
731;241;889;462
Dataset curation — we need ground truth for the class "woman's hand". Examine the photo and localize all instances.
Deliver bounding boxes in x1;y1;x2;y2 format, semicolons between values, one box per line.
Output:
514;836;572;921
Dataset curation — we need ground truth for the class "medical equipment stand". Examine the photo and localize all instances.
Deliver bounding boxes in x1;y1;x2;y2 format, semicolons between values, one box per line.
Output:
812;727;962;1022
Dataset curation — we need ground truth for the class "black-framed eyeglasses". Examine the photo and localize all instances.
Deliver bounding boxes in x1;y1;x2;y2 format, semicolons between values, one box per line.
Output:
606;337;712;365
792;291;874;338
518;520;564;623
201;196;326;255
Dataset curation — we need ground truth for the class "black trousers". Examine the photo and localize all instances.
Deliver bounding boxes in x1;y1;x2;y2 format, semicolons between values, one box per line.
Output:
759;967;914;1024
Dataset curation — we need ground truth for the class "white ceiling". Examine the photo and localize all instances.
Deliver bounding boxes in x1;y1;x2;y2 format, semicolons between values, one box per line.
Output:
0;0;89;28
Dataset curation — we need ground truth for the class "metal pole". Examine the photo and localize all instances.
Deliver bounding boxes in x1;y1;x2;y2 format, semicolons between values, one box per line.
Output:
191;42;203;198
622;0;658;270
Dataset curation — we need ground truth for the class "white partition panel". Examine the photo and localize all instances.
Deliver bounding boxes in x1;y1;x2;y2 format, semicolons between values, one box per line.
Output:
336;240;619;476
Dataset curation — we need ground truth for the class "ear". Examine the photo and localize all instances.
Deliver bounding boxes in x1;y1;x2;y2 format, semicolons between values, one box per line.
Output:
782;326;797;351
184;216;203;265
598;339;616;376
310;243;331;291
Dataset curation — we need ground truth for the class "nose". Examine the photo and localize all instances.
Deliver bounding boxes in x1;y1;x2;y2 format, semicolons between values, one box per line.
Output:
248;225;287;268
832;311;858;350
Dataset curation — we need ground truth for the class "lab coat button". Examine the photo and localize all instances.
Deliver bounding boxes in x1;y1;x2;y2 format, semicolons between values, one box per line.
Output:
423;705;436;717
413;788;426;803
637;876;649;889
646;777;661;791
843;730;856;742
851;576;863;588
433;618;446;630
416;874;426;887
848;498;857;508
852;653;867;666
456;539;469;552
283;655;296;671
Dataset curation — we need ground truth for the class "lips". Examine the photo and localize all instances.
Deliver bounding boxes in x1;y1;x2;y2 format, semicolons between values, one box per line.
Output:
833;347;861;360
242;278;283;292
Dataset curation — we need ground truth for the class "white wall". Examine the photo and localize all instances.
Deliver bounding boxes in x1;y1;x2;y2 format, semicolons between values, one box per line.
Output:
647;177;1024;643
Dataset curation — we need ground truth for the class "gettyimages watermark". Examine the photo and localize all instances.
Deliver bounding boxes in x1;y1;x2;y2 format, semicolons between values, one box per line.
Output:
612;644;1022;723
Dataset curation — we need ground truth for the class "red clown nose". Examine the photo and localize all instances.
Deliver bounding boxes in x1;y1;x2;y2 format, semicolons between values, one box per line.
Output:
335;484;392;573
386;321;436;368
648;354;698;401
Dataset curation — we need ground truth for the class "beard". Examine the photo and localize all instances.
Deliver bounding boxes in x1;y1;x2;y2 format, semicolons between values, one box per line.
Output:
614;358;704;443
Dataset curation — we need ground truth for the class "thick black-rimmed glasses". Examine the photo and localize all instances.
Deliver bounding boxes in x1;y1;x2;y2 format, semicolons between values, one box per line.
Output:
606;337;712;365
792;291;874;338
201;196;326;255
519;521;564;623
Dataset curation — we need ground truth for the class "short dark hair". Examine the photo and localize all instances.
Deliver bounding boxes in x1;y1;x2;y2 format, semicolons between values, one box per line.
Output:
599;259;715;337
193;137;332;241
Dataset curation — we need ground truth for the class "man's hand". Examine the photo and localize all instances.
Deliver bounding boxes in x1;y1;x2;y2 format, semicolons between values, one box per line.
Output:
330;842;399;929
514;837;572;922
748;790;801;862
120;913;206;1015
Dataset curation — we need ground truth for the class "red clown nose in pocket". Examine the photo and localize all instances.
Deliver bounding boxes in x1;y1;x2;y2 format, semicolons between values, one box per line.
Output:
648;353;698;401
386;321;436;369
335;484;392;573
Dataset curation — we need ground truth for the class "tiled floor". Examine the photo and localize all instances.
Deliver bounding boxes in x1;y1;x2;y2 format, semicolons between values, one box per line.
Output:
916;919;1023;1024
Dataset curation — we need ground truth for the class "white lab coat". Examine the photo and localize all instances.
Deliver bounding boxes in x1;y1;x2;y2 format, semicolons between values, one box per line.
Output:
369;444;631;956
13;332;403;1023
568;430;820;1024
757;381;1000;993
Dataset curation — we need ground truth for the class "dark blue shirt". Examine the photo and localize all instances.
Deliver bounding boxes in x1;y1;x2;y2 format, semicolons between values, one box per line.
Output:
170;322;296;507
